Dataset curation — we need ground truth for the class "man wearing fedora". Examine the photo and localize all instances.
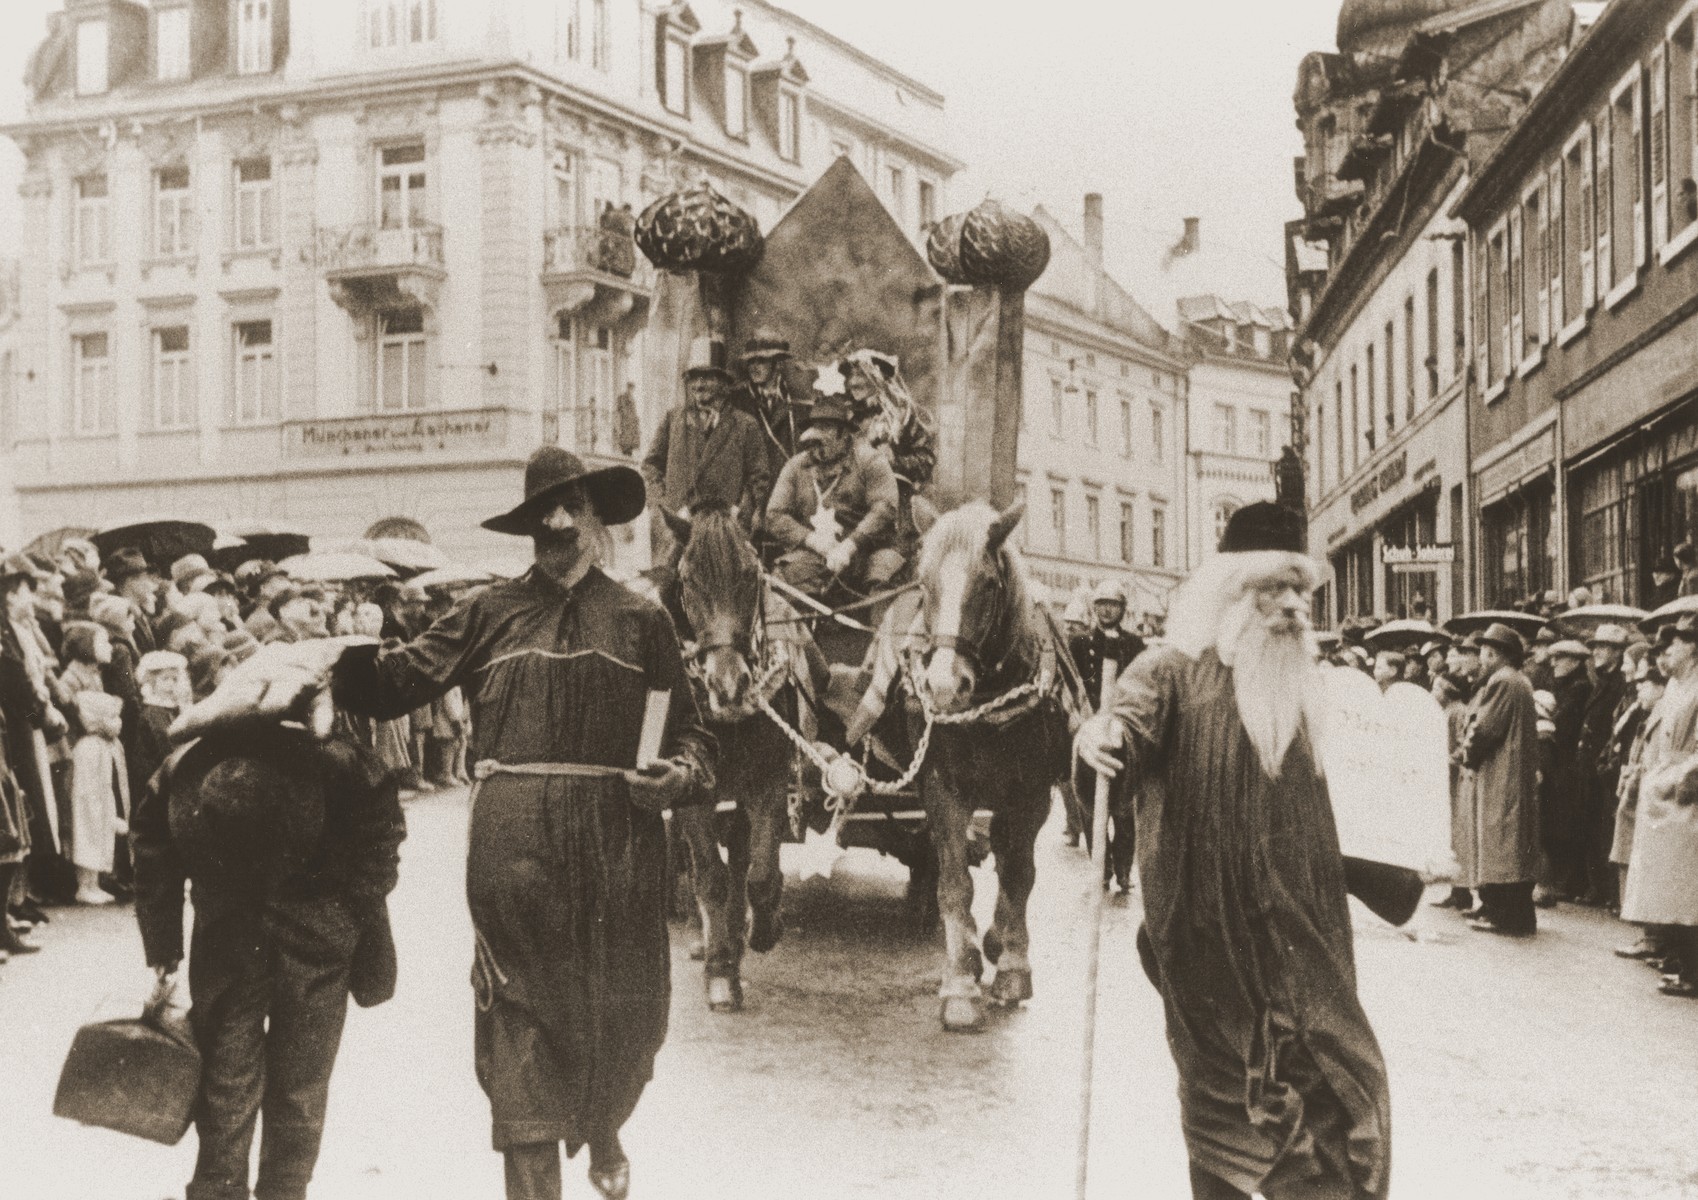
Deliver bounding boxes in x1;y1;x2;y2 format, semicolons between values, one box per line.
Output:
332;446;716;1200
732;329;812;479
1457;622;1541;936
1577;624;1631;906
765;399;903;599
105;547;163;655
642;341;772;567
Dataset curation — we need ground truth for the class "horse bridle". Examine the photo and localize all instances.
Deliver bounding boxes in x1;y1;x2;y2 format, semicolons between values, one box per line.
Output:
920;555;1020;682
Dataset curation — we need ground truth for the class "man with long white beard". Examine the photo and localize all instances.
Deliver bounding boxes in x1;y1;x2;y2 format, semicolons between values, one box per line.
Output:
1076;503;1391;1200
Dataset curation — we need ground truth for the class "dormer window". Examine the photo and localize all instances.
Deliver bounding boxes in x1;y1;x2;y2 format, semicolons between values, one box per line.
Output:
156;7;190;82
752;36;809;163
368;0;438;51
654;4;700;117
725;64;748;139
76;19;110;95
237;0;273;74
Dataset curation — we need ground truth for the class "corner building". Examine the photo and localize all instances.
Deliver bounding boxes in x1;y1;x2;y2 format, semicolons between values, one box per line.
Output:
0;0;957;568
1456;0;1698;609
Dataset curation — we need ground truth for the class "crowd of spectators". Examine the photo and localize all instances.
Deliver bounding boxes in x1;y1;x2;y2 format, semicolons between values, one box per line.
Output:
0;538;469;972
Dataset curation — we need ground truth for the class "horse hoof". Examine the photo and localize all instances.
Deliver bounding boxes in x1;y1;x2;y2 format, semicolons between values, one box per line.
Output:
983;928;1004;965
706;976;743;1013
989;967;1032;1006
687;939;704;962
940;995;985;1032
748;909;784;954
965;945;984;983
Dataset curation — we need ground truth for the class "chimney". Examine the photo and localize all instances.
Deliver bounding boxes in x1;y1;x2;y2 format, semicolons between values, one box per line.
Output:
1084;193;1105;267
1182;217;1201;254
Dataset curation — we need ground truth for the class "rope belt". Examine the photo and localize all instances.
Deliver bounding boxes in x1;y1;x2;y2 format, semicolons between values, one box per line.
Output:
471;759;627;781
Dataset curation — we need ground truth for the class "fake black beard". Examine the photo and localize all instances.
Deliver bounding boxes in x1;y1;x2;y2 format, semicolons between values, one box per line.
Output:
535;526;581;556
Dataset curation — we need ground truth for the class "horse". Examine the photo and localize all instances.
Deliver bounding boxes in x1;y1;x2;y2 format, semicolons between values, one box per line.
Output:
664;507;820;1013
905;500;1072;1031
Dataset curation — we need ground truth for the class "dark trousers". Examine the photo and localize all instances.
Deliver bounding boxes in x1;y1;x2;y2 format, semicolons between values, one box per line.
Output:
1073;764;1133;886
1477;881;1536;934
1582;776;1619;904
1190;1161;1363;1199
504;1143;562;1200
184;896;359;1200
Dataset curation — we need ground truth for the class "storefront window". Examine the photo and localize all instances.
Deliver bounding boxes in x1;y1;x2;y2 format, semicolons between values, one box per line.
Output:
1575;459;1629;605
1383;491;1439;620
1331;538;1375;623
1482;481;1554;608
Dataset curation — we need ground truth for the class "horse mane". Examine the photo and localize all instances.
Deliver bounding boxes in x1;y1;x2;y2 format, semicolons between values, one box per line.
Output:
917;501;1039;643
679;505;761;622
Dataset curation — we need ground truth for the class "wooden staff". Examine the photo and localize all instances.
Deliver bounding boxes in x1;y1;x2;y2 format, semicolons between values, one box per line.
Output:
1076;656;1121;1200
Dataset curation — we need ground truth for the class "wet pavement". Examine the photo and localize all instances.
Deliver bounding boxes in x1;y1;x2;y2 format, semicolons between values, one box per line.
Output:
3;784;1697;1199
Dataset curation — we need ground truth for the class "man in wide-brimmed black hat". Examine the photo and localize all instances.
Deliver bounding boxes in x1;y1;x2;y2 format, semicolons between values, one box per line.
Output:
332;445;716;1200
764;398;903;598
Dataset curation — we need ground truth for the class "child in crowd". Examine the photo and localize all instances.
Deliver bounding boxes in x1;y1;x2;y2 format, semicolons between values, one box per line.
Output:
56;622;128;906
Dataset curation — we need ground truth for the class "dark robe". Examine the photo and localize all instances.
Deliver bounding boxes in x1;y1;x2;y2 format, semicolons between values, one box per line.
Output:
332;566;715;1153
1111;647;1390;1199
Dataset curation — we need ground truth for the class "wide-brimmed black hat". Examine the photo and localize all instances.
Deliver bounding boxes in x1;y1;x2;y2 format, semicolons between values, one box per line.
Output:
104;547;158;586
481;446;646;536
798;400;854;443
1218;502;1306;555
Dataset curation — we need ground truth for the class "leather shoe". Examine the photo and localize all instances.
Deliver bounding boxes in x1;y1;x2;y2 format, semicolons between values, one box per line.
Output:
589;1160;630;1199
1468;917;1533;938
1615;939;1659;960
2;926;42;955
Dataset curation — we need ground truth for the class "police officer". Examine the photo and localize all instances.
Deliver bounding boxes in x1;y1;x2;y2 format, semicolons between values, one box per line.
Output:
1068;581;1145;890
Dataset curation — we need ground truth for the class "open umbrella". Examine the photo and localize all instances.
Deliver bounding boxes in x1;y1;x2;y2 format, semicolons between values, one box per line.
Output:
212;523;311;572
278;552;395;583
1640;595;1698;631
409;565;495;591
21;526;99;564
1362;618;1438;652
325;538;449;575
1442;609;1548;640
1555;603;1649;637
93;518;217;571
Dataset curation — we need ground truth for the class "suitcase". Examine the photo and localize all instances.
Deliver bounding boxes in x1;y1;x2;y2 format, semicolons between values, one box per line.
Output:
53;1004;201;1145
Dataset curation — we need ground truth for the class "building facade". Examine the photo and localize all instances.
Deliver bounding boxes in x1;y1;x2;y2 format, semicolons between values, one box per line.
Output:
0;0;957;569
1018;196;1189;628
1456;0;1698;610
1175;294;1293;567
1289;0;1577;625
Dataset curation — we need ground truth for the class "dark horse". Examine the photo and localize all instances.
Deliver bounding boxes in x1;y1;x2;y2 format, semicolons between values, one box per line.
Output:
906;500;1072;1031
664;507;819;1013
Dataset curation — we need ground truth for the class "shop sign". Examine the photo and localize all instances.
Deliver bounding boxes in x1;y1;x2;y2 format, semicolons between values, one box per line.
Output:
1477;426;1556;502
1382;543;1454;573
1350;451;1408;515
284;408;508;458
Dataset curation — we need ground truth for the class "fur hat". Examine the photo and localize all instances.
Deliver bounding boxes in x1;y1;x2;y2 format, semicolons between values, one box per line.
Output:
1218;502;1305;555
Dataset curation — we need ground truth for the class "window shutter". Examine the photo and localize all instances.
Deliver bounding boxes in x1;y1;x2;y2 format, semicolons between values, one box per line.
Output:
1596;110;1612;295
1652;45;1669;249
1633;77;1647;266
1508;209;1523;359
1536;191;1550;343
1548;162;1564;326
1476;239;1490;385
1579;128;1596;309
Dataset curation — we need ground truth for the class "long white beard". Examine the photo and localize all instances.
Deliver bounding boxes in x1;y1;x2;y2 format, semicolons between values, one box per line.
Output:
1217;595;1325;779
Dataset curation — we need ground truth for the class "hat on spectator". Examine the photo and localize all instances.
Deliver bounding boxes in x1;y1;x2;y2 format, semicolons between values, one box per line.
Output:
1549;639;1590;660
219;629;261;665
105;547;157;587
88;592;132;632
1477;622;1525;659
201;573;238;597
171;554;219;594
1;554;42;592
61;570;107;613
1586;623;1630;648
1090;579;1125;605
137;650;189;679
1532;624;1558;646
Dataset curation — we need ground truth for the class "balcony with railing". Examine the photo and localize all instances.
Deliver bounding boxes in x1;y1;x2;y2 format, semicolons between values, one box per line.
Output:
541;225;654;327
318;222;447;315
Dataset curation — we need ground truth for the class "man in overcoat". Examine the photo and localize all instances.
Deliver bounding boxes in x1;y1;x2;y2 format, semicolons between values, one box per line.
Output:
332;446;716;1200
730;330;812;484
1458;622;1541;936
642;345;772;566
1576;624;1630;905
1539;639;1594;901
1074;503;1392;1200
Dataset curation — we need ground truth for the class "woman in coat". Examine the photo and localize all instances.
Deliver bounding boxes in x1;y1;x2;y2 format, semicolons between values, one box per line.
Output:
1621;618;1698;995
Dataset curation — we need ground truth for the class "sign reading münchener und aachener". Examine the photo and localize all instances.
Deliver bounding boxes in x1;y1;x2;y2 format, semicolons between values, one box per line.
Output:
283;409;508;458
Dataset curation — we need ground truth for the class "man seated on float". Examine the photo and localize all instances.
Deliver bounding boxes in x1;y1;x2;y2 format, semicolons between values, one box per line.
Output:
764;399;903;601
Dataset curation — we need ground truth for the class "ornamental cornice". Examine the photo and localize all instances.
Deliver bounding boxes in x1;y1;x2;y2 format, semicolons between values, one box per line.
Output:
476;122;536;149
131;118;196;167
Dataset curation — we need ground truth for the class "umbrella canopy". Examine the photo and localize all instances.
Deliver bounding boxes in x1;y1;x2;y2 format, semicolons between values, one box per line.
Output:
1641;594;1698;631
409;565;495;591
93;518;217;571
325;537;450;574
1362;618;1438;652
21;526;99;564
211;524;312;572
278;552;395;583
1312;630;1342;654
1442;610;1549;640
1555;603;1650;636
